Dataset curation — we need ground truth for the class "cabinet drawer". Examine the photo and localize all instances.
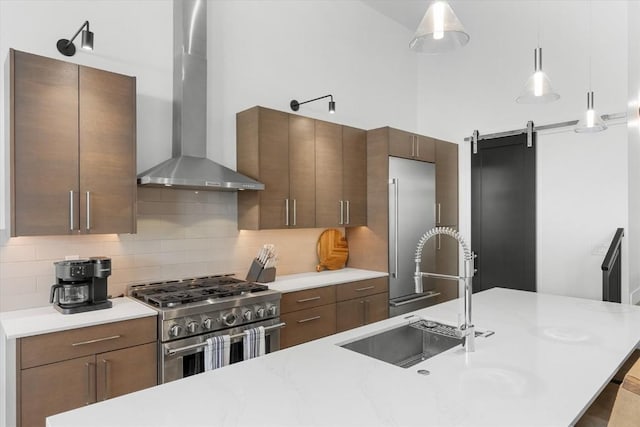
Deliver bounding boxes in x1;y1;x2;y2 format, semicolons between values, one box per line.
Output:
336;277;388;302
281;286;336;313
280;304;336;348
20;316;156;369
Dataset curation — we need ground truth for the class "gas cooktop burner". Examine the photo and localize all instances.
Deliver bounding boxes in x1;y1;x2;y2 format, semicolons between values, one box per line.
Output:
130;275;269;308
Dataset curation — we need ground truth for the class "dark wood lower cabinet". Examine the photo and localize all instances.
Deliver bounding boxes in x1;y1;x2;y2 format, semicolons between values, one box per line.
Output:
279;279;389;348
280;304;337;349
19;343;157;427
17;318;157;427
336;292;389;333
20;355;95;427
95;342;157;402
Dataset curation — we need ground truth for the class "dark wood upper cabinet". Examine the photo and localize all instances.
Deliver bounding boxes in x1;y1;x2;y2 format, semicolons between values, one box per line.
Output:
435;138;458;226
237;106;366;230
10;49;136;236
341;125;367;226
237;107;316;229
315;120;344;228
79;66;137;234
315;121;367;228
388;127;435;163
289;115;316;228
11;50;80;236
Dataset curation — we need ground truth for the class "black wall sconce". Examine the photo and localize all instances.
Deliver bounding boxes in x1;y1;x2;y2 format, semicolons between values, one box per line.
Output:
290;94;335;114
57;21;94;57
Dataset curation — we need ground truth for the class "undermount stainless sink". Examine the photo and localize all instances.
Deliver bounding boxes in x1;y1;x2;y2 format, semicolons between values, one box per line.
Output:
340;320;472;368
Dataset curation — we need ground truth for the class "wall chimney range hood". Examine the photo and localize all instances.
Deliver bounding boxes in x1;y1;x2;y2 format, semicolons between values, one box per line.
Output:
137;0;264;191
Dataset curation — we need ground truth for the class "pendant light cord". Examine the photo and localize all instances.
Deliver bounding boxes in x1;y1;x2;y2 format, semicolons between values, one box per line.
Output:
536;0;540;48
589;0;593;92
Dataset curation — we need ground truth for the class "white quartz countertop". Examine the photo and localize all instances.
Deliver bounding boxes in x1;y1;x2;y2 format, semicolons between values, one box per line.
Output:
0;297;157;339
268;268;388;293
47;288;640;427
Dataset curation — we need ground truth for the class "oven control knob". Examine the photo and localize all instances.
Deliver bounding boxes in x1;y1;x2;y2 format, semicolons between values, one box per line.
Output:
187;321;199;334
202;318;213;330
256;307;265;319
243;310;253;321
168;324;182;338
267;305;278;316
222;313;237;327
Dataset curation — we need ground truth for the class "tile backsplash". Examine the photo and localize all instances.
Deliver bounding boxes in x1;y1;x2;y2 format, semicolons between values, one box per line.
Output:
0;188;328;312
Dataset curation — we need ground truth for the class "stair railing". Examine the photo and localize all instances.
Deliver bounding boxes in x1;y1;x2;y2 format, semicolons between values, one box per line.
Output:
602;228;624;303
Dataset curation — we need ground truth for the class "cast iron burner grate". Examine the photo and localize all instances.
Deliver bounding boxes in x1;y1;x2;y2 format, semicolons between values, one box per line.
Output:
130;275;269;308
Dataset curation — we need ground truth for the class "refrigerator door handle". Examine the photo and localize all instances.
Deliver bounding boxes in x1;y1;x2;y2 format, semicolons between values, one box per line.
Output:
389;292;440;307
390;178;399;278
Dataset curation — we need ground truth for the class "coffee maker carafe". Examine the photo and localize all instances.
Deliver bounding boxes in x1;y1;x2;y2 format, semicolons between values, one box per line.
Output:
50;257;113;314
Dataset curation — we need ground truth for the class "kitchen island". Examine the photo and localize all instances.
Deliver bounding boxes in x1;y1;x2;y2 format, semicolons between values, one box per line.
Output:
47;288;640;427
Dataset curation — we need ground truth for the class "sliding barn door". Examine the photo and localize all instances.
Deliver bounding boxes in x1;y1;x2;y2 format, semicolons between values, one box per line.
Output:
471;133;536;293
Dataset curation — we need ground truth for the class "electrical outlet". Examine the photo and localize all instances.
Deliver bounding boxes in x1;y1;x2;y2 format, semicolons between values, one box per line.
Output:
64;255;80;260
592;243;608;256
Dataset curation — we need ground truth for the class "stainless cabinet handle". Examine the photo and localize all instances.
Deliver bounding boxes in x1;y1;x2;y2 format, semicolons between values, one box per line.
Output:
297;316;321;324
345;200;350;225
339;200;344;225
391;178;399;278
411;135;415;157
285;199;290;226
293;199;297;226
437;203;441;224
69;190;74;231
72;335;121;347
416;137;420;157
437;234;441;251
102;359;110;400
297;296;320;303
356;286;375;292
86;191;91;230
85;362;94;405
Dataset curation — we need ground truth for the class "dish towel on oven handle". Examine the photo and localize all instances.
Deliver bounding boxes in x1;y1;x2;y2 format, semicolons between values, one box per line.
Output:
243;326;266;360
204;335;230;371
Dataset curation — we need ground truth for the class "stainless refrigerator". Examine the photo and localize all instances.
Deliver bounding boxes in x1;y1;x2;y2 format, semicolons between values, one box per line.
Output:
388;157;438;317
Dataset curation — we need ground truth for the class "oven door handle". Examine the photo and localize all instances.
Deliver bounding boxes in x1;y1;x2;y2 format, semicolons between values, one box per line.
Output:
165;322;286;356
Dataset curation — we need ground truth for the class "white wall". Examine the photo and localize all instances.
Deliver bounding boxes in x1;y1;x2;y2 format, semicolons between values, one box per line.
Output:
627;0;640;304
416;0;630;301
205;0;418;173
0;0;636;310
0;0;417;311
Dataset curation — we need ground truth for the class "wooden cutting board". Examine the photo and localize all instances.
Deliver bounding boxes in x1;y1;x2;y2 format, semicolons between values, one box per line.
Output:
316;228;349;272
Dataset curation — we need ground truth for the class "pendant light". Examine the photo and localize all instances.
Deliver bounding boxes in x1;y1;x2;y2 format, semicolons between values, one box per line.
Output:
575;1;607;133
409;1;469;54
516;2;559;104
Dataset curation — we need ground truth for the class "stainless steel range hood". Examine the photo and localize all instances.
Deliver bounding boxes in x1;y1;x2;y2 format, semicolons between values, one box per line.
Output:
137;0;264;191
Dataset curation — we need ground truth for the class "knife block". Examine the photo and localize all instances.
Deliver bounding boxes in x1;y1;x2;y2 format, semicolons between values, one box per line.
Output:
245;259;276;283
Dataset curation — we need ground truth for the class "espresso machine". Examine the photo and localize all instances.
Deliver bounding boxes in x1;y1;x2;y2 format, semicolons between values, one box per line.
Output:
50;257;112;314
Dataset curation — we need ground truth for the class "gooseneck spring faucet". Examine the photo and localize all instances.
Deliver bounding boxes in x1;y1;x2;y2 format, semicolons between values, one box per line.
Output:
414;227;477;352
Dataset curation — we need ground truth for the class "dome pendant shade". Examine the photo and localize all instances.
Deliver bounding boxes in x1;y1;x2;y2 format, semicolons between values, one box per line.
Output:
516;47;560;104
575;91;607;133
409;1;469;54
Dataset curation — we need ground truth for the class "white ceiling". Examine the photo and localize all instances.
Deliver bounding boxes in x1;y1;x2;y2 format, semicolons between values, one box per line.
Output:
361;0;430;31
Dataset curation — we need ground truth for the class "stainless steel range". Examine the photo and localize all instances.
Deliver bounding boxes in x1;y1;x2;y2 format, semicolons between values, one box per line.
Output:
128;274;283;384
